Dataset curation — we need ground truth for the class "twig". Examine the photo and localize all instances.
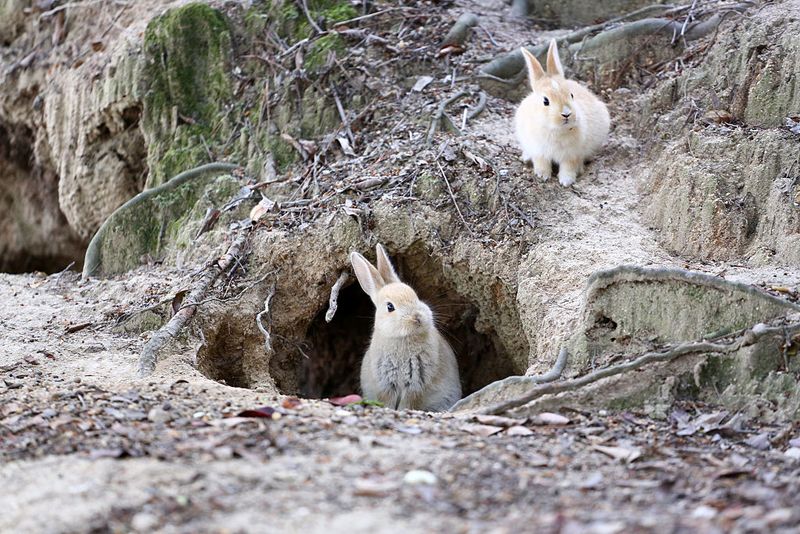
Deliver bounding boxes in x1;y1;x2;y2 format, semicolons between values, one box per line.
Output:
256;278;278;352
200;134;214;162
427;90;468;146
325;272;350;323
298;0;323;34
55;261;76;287
467;92;487;121
508;202;536;229
332;7;415;27
330;80;355;145
478;24;500;47
138;230;251;377
175;270;277;312
437;161;475;237
40;0;109;18
450;348;568;412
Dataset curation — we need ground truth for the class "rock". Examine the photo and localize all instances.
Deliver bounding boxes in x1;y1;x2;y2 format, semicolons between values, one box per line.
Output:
403;470;437;486
147;407;172;425
784;447;800;460
130;512;160;533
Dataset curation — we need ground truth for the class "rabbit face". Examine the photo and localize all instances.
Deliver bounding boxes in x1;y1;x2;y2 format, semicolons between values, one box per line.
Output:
532;77;578;130
374;283;434;339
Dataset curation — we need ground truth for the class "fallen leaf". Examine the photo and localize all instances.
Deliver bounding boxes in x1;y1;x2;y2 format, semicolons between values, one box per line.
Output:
282;397;302;410
461;423;503;437
412;75;434;92
436;44;465;58
393;424;422;435
592;444;642;462
474;414;525;427
702;109;733;124
327;394;362;406
353;477;399;497
170;290;187;317
505;426;534;436
533;412;570;426
237;406;284;419
65;322;92;334
462;148;489;171
23;355;39;365
745;432;771;451
208;417;262;428
1;402;22;416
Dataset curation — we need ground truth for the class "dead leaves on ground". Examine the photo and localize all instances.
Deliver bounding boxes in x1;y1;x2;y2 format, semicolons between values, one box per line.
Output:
461;412;571;438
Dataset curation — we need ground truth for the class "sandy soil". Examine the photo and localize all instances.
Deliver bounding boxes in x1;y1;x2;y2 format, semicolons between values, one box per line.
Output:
3;0;800;532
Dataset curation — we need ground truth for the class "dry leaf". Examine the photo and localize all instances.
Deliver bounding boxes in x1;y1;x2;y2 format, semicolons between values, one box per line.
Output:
505;426;534;436
462;148;489;171
327;394;362;406
533;412;570;425
412;75;434;92
461;423;504;437
282;397;303;410
474;414;525;427
593;444;641;462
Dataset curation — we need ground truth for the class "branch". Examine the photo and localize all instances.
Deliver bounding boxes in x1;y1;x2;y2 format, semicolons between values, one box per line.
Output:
427;90;467;146
138;231;250;377
256;278;278;353
325;271;350;323
83;162;240;278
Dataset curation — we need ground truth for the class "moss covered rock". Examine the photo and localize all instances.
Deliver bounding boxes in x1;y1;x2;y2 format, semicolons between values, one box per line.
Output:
140;3;234;186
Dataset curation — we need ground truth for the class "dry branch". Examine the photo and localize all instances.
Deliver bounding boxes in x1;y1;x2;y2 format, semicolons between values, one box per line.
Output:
138;231;250;377
325;272;350;323
256;278;278;353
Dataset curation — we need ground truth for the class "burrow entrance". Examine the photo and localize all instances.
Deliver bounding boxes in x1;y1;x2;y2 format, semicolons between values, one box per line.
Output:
196;248;519;405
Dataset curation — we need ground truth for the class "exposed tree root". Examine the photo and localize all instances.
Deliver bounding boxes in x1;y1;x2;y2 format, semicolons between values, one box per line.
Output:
479;2;751;99
83;162;241;278
138;230;251;377
440;12;478;48
468;322;800;416
325;271;350;323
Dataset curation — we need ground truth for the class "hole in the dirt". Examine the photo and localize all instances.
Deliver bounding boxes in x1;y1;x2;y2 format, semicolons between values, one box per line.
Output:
197;335;249;389
292;252;517;401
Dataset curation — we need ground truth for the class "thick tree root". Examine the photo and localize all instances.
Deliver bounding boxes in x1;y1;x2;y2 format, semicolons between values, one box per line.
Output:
138;230;250;377
440;12;478;48
82;162;241;278
465;322;800;416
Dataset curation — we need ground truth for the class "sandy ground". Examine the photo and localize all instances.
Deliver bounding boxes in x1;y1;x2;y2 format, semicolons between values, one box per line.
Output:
3;0;800;532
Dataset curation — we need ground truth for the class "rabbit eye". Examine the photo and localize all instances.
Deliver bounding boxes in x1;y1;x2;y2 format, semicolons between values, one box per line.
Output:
543;97;550;106
570;92;574;99
387;302;395;312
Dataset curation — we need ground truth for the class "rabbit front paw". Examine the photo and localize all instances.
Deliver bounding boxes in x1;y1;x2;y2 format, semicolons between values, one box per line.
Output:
533;157;552;180
558;172;576;187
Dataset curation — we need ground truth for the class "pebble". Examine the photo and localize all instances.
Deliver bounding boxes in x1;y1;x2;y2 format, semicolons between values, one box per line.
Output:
130;512;159;533
333;409;352;418
147;407;172;424
691;505;718;519
784;447;800;460
403;469;437;486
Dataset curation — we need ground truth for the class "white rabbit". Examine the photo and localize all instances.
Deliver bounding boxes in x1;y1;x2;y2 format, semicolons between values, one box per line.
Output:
349;244;462;412
515;39;610;187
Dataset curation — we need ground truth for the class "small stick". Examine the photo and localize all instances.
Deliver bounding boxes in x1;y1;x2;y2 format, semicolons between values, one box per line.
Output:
466;91;487;121
325;272;350;323
427;90;468;146
256;278;278;353
330;80;355;145
55;261;76;287
437;161;475;237
508;202;536;229
200;134;214;162
298;0;324;34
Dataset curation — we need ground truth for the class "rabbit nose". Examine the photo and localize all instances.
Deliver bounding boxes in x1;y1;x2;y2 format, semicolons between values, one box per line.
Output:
411;312;422;325
561;106;572;118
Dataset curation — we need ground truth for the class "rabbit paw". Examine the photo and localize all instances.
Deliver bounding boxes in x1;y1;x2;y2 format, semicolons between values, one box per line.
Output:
533;158;552;180
558;171;576;187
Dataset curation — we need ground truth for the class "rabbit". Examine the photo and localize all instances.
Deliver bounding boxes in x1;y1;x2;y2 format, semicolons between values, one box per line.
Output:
349;244;462;412
515;39;610;187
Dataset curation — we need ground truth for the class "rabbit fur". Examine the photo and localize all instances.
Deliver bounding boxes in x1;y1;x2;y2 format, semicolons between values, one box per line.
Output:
350;244;461;412
515;39;610;187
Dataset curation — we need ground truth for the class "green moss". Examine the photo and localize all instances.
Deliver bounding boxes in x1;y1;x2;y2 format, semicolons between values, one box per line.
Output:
140;3;233;185
267;135;298;170
305;33;345;70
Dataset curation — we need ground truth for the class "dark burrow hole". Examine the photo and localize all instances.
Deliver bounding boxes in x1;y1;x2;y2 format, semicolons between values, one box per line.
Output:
195;251;519;406
292;256;516;401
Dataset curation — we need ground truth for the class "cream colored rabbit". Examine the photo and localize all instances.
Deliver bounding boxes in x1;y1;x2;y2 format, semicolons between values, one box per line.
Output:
515;39;610;187
349;244;461;412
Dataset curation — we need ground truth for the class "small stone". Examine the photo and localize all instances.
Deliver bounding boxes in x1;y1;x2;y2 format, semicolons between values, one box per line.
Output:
147;407;172;425
40;408;57;419
131;512;159;533
162;401;172;411
691;505;718;519
333;409;352;418
403;469;437;486
784;447;800;460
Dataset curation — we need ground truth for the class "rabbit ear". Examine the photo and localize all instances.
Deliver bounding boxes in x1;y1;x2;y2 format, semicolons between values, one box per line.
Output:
521;47;545;89
375;244;401;285
350;252;384;305
546;39;564;77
